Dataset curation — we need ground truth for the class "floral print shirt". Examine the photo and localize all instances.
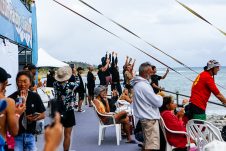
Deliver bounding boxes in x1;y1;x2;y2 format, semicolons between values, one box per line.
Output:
53;81;79;111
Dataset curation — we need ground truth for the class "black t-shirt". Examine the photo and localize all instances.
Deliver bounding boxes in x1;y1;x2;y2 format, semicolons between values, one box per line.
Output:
46;75;55;87
87;71;95;89
109;67;120;83
97;70;106;85
150;74;162;94
9;91;46;134
76;74;85;93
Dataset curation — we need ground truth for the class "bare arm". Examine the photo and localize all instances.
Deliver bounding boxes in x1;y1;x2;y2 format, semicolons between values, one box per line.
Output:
6;98;25;136
27;112;45;122
103;97;110;113
44;113;62;151
151;83;161;90
124;56;129;67
161;68;169;79
216;93;226;104
101;58;110;72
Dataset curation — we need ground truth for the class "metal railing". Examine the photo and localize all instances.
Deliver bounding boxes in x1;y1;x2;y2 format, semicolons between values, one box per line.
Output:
162;89;226;107
84;83;226;108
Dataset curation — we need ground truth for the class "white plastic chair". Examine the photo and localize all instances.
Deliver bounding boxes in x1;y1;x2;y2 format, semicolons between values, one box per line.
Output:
91;101;121;145
159;117;191;151
186;119;223;151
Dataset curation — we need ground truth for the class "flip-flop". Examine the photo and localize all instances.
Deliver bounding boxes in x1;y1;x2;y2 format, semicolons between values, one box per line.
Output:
125;140;136;144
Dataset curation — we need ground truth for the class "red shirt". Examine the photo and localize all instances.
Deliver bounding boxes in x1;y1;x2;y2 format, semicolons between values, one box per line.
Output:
161;110;187;148
190;71;220;110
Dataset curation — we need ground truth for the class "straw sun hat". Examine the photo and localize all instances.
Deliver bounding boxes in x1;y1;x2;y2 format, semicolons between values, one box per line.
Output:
55;66;72;82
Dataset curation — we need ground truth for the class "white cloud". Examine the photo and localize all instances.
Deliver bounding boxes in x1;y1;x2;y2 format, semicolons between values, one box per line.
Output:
36;0;226;69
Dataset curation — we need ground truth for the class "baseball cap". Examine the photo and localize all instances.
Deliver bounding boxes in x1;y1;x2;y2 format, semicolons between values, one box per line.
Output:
206;60;220;70
0;67;11;83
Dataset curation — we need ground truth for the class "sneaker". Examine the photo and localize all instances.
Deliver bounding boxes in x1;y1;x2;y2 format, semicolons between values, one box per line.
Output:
77;109;85;112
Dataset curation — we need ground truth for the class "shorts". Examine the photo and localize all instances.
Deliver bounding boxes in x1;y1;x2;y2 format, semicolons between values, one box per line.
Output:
88;88;94;96
61;110;76;128
103;116;114;125
140;119;160;150
78;92;85;100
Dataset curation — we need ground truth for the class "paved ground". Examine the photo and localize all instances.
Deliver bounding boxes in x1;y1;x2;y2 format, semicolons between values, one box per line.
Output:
36;105;140;151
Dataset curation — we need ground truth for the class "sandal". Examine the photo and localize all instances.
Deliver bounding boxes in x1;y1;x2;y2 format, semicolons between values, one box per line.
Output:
125;140;136;144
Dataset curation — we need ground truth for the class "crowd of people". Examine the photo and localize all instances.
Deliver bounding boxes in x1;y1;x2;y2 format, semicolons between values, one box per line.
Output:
1;56;226;151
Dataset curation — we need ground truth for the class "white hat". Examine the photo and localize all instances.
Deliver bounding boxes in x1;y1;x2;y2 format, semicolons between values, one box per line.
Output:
207;60;220;70
55;66;72;82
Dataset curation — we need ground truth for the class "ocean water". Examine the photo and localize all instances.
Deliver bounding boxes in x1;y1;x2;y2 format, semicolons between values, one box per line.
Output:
158;67;226;115
83;67;226;115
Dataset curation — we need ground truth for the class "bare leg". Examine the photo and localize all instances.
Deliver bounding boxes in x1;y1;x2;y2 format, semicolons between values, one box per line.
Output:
63;127;73;151
88;96;93;107
114;111;131;141
78;99;84;111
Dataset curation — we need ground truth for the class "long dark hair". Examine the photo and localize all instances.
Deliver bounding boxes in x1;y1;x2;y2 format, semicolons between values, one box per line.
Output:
159;96;173;113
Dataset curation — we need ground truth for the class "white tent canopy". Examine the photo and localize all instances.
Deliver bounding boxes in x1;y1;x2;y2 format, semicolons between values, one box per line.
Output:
37;48;69;67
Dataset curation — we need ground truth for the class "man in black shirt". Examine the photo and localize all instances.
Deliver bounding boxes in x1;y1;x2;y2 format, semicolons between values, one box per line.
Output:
150;66;169;94
109;52;122;95
46;69;55;87
87;66;96;107
76;67;86;112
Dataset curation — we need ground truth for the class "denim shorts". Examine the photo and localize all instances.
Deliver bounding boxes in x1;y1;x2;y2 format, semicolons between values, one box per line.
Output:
14;133;36;151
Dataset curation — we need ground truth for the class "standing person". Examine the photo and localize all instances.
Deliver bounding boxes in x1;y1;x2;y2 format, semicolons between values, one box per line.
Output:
124;64;135;93
189;60;226;120
131;62;163;151
101;52;112;88
97;58;110;86
28;64;37;92
69;66;80;109
0;67;26;150
150;66;169;94
53;66;79;151
87;66;96;107
9;71;46;151
46;69;55;87
76;67;86;112
109;52;122;95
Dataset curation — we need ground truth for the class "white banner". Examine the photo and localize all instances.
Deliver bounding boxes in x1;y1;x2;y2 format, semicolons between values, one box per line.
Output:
0;39;18;96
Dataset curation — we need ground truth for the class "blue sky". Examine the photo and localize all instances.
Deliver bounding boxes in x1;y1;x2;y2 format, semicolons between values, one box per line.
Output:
36;0;226;70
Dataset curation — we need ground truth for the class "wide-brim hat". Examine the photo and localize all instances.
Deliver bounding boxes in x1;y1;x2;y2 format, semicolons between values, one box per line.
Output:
0;100;7;112
55;66;72;82
206;60;220;70
94;85;107;97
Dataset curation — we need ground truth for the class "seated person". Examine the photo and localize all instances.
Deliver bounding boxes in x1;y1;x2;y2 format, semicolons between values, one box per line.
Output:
159;96;188;150
119;88;132;104
93;85;135;143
